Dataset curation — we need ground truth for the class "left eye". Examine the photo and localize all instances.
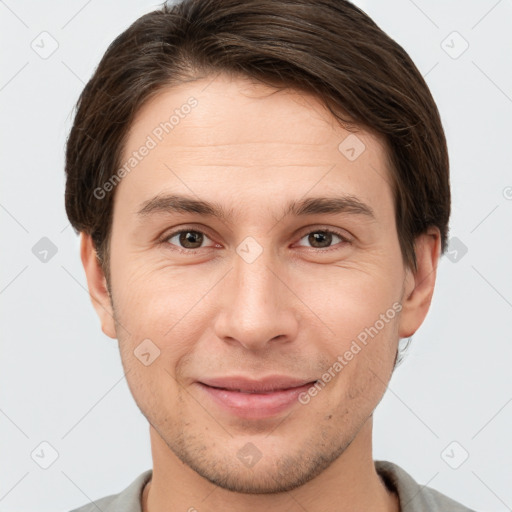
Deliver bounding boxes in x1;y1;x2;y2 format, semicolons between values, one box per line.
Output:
165;230;215;250
296;230;348;249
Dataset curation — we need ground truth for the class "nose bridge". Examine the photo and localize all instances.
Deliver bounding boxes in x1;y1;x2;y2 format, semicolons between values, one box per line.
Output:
213;238;299;349
235;245;279;309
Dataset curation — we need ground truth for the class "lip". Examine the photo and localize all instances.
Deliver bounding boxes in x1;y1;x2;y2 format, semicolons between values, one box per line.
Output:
200;375;316;393
197;375;317;419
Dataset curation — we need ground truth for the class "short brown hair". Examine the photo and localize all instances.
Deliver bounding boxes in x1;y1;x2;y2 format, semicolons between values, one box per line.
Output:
65;0;450;285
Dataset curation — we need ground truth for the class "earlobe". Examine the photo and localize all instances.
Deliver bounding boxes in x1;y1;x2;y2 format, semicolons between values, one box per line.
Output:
398;227;442;339
80;233;117;339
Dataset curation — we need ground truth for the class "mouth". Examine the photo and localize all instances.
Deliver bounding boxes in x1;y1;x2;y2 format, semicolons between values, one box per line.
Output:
199;375;318;393
206;385;306;394
196;376;318;419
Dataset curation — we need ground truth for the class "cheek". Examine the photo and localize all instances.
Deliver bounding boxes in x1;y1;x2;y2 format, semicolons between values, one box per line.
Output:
111;260;218;401
110;253;210;334
114;286;192;425
309;270;401;407
317;318;398;429
303;265;402;341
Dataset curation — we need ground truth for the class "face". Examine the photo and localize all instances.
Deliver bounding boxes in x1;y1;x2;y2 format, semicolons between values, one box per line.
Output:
83;73;439;493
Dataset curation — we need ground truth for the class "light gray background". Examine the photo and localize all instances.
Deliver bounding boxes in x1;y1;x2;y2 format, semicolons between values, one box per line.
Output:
1;1;511;511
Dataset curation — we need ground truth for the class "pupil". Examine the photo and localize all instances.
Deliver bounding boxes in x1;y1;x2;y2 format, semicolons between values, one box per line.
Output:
309;232;332;248
180;231;203;248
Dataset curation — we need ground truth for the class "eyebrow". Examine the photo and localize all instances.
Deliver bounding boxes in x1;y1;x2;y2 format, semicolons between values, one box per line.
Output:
136;193;376;222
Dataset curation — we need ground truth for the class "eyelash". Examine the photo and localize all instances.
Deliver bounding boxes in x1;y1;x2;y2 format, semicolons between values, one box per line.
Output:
158;226;352;254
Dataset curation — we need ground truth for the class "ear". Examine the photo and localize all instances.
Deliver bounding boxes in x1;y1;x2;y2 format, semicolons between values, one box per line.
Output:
398;226;442;339
80;232;117;339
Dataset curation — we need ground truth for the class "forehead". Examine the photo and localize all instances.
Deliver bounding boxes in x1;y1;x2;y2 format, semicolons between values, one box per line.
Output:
116;74;393;221
125;73;387;156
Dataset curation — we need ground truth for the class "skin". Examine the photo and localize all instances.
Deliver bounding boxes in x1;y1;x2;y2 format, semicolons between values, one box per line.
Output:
81;73;441;512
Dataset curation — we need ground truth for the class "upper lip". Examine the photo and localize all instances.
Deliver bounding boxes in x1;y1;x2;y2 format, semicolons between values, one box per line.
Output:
199;375;317;393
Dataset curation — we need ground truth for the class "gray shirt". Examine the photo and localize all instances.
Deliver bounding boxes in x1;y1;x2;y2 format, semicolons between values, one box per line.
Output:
69;460;476;512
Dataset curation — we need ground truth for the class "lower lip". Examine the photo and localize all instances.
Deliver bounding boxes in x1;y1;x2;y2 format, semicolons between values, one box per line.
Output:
197;382;316;419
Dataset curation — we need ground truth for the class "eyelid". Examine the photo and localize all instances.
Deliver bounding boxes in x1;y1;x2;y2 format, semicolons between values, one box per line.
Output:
159;225;218;250
293;226;353;250
295;225;352;241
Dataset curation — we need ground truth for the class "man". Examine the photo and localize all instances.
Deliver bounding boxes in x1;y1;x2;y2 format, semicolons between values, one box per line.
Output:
65;0;476;510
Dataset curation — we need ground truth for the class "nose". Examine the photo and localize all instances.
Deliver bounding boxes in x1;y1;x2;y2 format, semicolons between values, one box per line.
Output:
213;244;300;352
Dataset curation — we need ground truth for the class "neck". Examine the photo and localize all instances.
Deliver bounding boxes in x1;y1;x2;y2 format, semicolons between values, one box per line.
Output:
142;417;399;512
